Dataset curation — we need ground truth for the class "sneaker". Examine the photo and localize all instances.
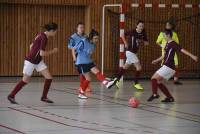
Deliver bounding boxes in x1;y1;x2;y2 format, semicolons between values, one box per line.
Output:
41;98;54;103
133;83;144;90
105;78;118;89
78;93;88;99
174;81;183;85
161;97;174;103
116;80;121;89
7;96;18;104
147;94;160;102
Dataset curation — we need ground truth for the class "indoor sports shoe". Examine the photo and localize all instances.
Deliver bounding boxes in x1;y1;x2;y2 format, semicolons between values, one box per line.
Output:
174;81;183;85
147;94;160;102
78;93;88;99
133;83;144;90
116;80;121;89
105;78;118;89
7;96;18;104
161;97;174;103
41;98;54;103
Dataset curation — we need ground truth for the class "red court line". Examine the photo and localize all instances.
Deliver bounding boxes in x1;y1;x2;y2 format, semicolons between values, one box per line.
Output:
0;123;26;134
8;107;124;134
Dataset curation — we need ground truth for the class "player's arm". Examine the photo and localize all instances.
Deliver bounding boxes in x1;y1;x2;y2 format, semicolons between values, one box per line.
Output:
121;34;128;48
181;49;198;62
173;32;179;44
156;32;163;47
40;48;58;57
29;43;33;50
143;31;149;46
152;56;164;64
67;37;75;49
71;48;77;62
39;37;58;57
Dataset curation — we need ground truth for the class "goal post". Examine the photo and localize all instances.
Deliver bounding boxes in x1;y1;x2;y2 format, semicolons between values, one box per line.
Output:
101;2;200;77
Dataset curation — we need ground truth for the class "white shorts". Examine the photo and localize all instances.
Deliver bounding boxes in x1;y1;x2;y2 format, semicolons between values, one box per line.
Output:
156;65;175;80
23;60;47;76
125;51;139;64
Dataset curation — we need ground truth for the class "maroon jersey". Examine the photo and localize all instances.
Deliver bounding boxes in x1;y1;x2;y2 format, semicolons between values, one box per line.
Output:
125;29;148;53
25;33;48;64
163;41;182;69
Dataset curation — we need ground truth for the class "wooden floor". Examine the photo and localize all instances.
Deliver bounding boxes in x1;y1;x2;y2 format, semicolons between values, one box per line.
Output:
0;78;200;134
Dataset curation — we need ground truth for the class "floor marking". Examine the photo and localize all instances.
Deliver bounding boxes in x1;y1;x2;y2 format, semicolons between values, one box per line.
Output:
8;107;125;134
0;123;26;134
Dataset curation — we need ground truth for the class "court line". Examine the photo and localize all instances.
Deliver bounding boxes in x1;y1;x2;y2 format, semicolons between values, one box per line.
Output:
51;88;179;134
64;87;200;118
24;105;173;134
8;107;125;134
52;88;200;124
21;105;163;133
0;123;26;134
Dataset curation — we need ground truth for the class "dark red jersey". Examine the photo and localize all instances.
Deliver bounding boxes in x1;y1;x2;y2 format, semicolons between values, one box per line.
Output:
125;29;148;53
25;33;48;64
163;41;182;69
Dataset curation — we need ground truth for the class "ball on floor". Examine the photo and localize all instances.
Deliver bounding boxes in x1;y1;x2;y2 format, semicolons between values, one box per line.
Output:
129;97;139;108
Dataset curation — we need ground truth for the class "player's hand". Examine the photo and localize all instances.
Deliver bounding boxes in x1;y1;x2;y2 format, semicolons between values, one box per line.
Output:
192;55;198;62
152;60;158;65
125;44;128;49
53;48;58;53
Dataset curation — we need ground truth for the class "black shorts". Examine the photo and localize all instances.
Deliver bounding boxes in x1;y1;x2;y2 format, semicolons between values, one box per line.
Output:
77;63;96;74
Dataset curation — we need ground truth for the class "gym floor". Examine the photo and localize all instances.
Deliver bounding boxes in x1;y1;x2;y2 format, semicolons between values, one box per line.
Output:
0;78;200;134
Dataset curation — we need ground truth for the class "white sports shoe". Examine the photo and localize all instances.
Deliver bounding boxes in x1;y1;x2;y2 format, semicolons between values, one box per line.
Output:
105;78;118;89
78;94;88;99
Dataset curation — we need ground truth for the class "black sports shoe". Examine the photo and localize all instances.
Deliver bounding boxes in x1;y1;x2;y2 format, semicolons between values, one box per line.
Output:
147;94;160;102
7;96;18;104
174;81;183;85
161;97;174;103
41;98;54;103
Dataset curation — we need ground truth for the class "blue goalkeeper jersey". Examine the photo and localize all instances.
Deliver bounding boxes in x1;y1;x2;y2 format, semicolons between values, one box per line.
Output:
74;38;95;65
67;33;86;49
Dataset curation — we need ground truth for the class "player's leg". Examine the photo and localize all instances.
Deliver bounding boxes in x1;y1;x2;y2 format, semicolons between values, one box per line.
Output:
79;72;91;99
8;60;33;104
37;61;54;103
115;63;131;81
173;53;182;85
148;65;175;102
112;51;133;88
133;62;143;90
90;66;115;88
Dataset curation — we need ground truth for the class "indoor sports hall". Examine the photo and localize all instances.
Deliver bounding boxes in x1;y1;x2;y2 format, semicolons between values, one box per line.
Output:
0;0;200;134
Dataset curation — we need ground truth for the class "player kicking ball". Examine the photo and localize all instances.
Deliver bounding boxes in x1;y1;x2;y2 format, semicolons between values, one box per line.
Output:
148;29;198;102
73;29;115;99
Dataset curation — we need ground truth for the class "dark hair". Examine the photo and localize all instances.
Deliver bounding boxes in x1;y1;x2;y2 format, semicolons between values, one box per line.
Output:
166;20;176;30
43;22;58;31
89;29;99;40
77;22;85;27
136;20;144;25
164;29;173;38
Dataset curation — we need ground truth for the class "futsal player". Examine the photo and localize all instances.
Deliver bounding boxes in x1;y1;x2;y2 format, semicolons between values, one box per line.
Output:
73;29;115;99
156;21;182;85
8;23;58;104
110;20;149;90
148;29;198;102
68;22;92;92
